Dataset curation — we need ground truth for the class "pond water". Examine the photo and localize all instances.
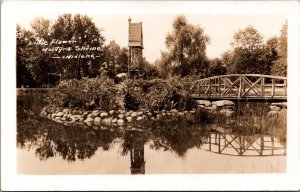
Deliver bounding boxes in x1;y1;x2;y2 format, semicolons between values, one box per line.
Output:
17;90;286;174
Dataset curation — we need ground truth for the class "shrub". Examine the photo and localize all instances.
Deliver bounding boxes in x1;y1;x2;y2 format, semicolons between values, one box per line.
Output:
123;77;196;111
46;77;118;111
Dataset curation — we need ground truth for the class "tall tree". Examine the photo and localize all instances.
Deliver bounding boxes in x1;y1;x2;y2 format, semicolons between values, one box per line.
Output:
28;17;57;86
164;15;210;77
271;22;287;76
261;37;278;75
51;14;106;79
16;24;37;87
233;26;264;74
101;40;129;78
222;27;281;76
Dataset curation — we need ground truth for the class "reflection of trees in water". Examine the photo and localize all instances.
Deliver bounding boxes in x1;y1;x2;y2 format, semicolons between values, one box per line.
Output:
148;125;209;157
17;113;123;161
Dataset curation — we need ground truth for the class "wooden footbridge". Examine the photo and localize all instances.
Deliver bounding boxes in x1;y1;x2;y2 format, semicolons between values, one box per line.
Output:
190;74;287;101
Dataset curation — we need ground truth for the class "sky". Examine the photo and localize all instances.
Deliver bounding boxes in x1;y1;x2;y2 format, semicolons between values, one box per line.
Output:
16;13;286;64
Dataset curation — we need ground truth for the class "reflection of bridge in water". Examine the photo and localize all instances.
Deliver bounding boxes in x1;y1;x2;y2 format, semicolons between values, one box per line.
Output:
190;74;287;101
200;125;286;156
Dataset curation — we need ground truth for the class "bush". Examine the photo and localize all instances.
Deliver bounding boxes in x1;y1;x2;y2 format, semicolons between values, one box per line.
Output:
46;77;118;111
123;77;196;111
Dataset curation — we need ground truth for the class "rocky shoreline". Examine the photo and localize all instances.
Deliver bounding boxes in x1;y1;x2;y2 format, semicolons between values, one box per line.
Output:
40;100;287;127
40;99;237;127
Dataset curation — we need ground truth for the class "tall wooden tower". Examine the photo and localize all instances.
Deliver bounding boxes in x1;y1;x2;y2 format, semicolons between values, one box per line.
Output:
128;18;143;79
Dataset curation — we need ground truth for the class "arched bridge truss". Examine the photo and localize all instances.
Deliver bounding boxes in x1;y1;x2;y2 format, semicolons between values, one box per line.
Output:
190;74;287;100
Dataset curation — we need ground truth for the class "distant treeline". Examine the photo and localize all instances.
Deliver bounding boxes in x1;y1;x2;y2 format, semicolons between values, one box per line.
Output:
17;14;287;88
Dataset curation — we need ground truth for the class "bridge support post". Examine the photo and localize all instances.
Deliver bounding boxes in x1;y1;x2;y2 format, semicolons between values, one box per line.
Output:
261;77;265;97
238;76;242;99
271;79;275;97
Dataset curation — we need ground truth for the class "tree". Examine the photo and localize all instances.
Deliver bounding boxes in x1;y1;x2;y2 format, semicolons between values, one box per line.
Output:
101;40;128;78
207;58;227;77
28;17;58;86
16;24;37;87
222;26;281;76
261;37;278;75
156;51;172;78
51;14;105;79
271;22;287;76
164;15;210;77
139;58;158;79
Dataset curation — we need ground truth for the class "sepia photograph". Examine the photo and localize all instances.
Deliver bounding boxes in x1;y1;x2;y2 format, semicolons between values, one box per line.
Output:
2;0;300;191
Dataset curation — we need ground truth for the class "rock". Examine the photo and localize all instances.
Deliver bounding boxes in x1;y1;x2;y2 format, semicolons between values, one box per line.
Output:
170;109;178;113
161;113;166;116
137;111;144;116
190;110;195;114
116;72;127;78
55;116;62;120
112;118;118;123
84;117;94;123
126;116;133;122
79;118;84;122
118;114;125;119
147;112;153;116
94;117;102;125
73;115;82;119
156;114;162;119
47;114;52;119
205;105;217;110
197;105;205;109
269;105;281;111
117;119;125;125
219;109;234;117
41;111;48;117
63;114;68;118
82;112;89;118
223;105;235;110
102;117;113;125
137;116;143;121
125;111;132;116
62;108;70;114
212;100;235;107
87;113;94;118
178;112;184;116
196;100;211;106
118;109;125;113
51;113;56;119
131;112;137;117
84;121;93;126
100;112;108;118
92;109;100;114
61;117;66;121
93;112;100;117
109;110;115;115
271;102;287;108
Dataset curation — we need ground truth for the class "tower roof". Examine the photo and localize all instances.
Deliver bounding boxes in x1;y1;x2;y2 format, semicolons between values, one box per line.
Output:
128;22;143;48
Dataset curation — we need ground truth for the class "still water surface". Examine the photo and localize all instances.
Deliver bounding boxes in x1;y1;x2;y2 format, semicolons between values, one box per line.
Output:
17;90;286;174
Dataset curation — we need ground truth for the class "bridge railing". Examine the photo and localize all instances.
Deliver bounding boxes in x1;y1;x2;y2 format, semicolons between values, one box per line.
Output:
190;74;287;100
